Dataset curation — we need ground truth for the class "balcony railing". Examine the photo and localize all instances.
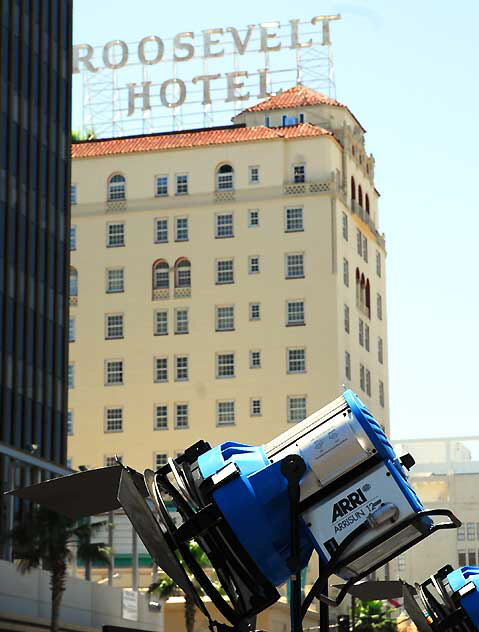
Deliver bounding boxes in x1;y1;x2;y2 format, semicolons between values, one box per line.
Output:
215;190;235;203
69;296;78;306
106;199;127;212
174;287;191;299
152;288;170;301
152;287;192;300
283;180;332;196
351;200;385;247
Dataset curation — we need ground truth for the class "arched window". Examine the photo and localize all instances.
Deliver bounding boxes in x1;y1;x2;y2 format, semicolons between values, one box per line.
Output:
351;176;356;203
365;194;370;215
175;258;191;288
108;174;126;201
153;260;169;289
216;164;234;191
70;267;78;296
358;185;363;208
365;279;371;316
360;273;366;308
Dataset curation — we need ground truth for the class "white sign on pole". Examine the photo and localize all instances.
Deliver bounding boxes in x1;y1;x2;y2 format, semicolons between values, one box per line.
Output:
122;588;139;622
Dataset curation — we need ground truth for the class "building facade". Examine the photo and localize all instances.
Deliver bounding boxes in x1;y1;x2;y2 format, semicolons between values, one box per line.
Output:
68;85;389;473
0;0;72;549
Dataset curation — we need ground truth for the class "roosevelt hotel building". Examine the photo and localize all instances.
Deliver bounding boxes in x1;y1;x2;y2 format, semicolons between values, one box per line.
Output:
68;86;388;471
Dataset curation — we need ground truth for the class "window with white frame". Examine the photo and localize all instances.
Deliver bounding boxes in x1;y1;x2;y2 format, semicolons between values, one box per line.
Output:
175;217;189;241
70;225;76;250
107;222;125;247
248;255;260;274
68;364;74;388
154;310;168;336
108;174;126;200
154;404;168;430
249;302;260;321
365;368;371;396
287;348;306;373
249;166;260;184
343;258;349;287
250;398;262;416
175;403;189;429
365;324;370;351
344;305;350;334
287;300;305;325
105;407;123;432
359;364;365;391
175;309;189;334
216;306;234;331
71;184;77;205
106;268;124;293
69;267;78;297
379;380;385;407
216;259;234;284
378;337;383;364
362;236;368;262
293;164;305;183
345;351;351;380
376;251;382;277
288;396;306;423
377;293;383;320
155;357;168;382
342;212;348;241
216;353;235;378
69;317;75;342
458;551;466;567
397;555;406;572
467;523;475;541
175;356;189;381
216;164;234;191
155;453;168;468
285;253;304;278
67;410;73;435
469;551;477;566
248;209;259;227
156;175;168;196
155;218;168;243
357;229;363;257
215;213;233;238
250;350;261;369
359;319;364;346
285;207;304;232
106;314;124;339
175;174;188;195
175;260;191;287
105;360;123;385
217;400;235;425
457;526;465;541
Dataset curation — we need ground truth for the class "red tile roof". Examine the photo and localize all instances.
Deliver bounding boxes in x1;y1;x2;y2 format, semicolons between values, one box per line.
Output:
238;85;345;113
72;123;334;159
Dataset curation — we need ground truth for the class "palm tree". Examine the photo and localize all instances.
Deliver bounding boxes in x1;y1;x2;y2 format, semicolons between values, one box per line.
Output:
8;506;111;632
353;599;397;632
148;541;210;632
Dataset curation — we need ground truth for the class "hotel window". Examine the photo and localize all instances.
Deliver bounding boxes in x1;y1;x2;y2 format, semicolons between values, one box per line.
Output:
175;356;189;381
154;310;168;336
106;314;124;339
343;258;349;287
467;523;475;541
175;217;189;241
105;408;123;432
175;403;189;429
68;364;74;388
217;400;235;426
105;360;123;385
365;324;370;351
458;551;466;567
153;261;169;289
287;300;305;326
107;222;125;247
155;357;168;382
175;173;188;195
215;213;234;238
359;319;364;346
285;207;304;232
248;209;259;227
457;526;465;541
286;253;304;278
175;309;189;334
345;351;351;380
249;302;261;321
360;364;365;392
342;213;348;241
106;268;124;293
377;293;383;320
249;166;260;184
293;164;305;183
365;368;371;396
156;175;168;196
362;236;368;262
155;453;168;468
248;256;260;274
357;229;363;257
250;350;261;369
154;404;168;430
344;305;350;334
67;410;73;435
216;306;234;331
216;259;234;284
265;115;270;127
378;337;384;364
376;251;382;277
155;218;168;243
71;184;77;205
105;456;121;467
216;353;235;378
70;225;76;250
397;555;406;572
216;164;234;191
250;398;262;416
108;174;126;201
70;267;78;297
379;380;385;407
288;396;306;423
69;317;75;342
469;551;477;566
175;259;191;288
288;348;306;373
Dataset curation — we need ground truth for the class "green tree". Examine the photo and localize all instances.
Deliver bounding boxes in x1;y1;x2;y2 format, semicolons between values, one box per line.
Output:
71;129;96;142
353;600;397;632
8;507;110;632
